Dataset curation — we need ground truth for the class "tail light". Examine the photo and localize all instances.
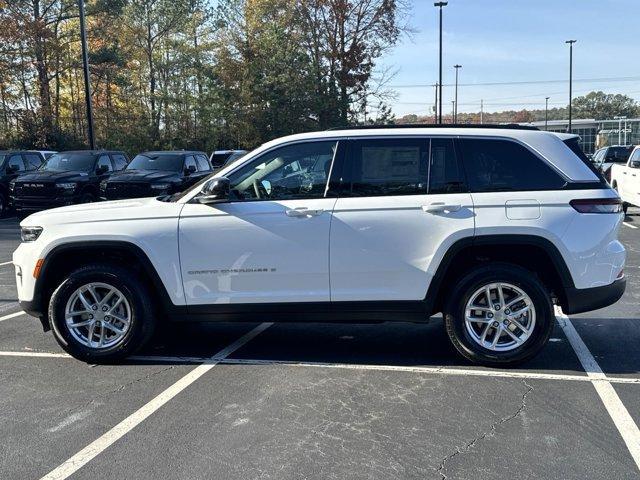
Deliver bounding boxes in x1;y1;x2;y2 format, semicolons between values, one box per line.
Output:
570;198;623;214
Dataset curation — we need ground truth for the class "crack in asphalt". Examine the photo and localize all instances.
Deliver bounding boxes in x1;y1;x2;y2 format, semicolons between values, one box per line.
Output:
48;364;178;429
436;378;534;480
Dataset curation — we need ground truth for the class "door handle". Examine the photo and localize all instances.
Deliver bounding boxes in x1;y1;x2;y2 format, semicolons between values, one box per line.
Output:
422;202;461;213
623;171;628;174
285;208;324;218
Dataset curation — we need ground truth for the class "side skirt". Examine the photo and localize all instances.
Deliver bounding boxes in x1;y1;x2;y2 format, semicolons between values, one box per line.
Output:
168;301;430;324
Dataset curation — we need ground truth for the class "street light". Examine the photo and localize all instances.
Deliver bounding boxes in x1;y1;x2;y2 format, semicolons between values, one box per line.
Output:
434;1;447;124
433;83;438;124
566;40;577;133
78;0;95;149
453;64;462;123
545;96;550;130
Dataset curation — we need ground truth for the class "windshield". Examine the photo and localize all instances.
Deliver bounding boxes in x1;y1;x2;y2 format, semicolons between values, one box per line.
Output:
127;154;183;172
41;152;96;172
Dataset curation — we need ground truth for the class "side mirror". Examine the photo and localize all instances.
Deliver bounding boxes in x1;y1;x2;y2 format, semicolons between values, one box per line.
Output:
184;165;197;175
5;165;17;174
632;160;640;169
96;165;108;175
196;177;230;205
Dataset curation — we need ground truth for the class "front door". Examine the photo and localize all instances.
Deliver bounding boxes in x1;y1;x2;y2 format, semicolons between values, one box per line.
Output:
179;140;339;305
329;137;474;302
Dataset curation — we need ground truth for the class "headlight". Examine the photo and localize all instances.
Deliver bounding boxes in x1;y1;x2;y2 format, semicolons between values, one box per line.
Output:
56;182;77;190
21;226;43;242
150;183;170;190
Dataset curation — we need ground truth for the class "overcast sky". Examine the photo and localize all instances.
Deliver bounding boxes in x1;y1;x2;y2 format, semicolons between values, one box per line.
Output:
379;0;640;117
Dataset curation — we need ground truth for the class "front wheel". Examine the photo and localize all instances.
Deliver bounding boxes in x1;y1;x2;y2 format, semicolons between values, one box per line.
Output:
48;264;156;363
443;263;554;367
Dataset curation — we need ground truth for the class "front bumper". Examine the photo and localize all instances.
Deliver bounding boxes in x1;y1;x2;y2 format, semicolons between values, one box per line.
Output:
563;277;626;314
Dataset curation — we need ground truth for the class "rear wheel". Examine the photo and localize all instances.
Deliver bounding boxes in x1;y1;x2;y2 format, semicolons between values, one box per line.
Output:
443;263;554;367
48;264;156;363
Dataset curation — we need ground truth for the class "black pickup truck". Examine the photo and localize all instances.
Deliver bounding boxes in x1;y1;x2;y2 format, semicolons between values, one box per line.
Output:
100;151;212;200
11;150;129;217
0;150;48;215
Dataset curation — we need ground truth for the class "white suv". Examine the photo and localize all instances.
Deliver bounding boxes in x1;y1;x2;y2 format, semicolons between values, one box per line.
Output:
13;126;626;366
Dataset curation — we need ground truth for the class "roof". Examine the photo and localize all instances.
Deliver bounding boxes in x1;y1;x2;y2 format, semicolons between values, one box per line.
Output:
328;123;540;131
57;150;126;155
141;151;207;156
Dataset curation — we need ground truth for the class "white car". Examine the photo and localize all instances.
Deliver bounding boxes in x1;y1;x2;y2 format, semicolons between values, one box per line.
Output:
610;145;640;213
13;126;626;366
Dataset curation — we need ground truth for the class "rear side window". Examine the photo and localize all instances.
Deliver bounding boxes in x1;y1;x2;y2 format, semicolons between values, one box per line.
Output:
563;138;606;182
24;153;43;170
344;139;429;196
195;154;210;171
459;138;566;192
429;138;465;194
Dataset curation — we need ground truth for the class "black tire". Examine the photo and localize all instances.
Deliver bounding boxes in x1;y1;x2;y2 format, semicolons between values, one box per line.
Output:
0;192;6;218
623;202;629;215
443;263;554;367
48;264;156;363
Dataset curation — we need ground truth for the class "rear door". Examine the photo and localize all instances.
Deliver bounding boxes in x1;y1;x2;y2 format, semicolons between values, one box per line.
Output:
329;136;474;302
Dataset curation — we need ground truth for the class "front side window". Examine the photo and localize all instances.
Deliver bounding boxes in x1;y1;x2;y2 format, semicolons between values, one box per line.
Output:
342;138;429;197
459;138;566;192
41;153;96;172
97;155;113;173
7;154;25;172
112;154;128;170
630;149;640;165
196;154;210;171
184;155;197;172
228;141;337;200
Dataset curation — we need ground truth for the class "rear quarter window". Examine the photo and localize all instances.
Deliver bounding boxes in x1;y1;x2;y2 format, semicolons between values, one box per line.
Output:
459;138;567;192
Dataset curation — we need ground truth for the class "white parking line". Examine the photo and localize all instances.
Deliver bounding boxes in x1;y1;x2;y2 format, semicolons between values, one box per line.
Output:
624;222;638;229
39;322;272;480
3;350;640;385
0;310;25;322
557;310;640;472
0;260;13;266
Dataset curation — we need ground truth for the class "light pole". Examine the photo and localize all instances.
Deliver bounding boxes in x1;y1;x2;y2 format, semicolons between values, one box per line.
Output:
434;2;447;124
453;64;462;123
566;40;576;133
545;97;550;130
78;0;95;149
433;83;438;124
451;101;455;124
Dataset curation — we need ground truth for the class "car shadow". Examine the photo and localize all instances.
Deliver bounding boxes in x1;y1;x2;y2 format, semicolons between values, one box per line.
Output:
122;316;624;376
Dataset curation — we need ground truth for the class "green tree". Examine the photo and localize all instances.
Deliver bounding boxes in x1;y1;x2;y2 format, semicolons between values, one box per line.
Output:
572;91;640;120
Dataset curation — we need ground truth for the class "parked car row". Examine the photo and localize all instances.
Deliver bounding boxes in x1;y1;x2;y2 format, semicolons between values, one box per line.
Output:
0;148;246;217
592;145;634;182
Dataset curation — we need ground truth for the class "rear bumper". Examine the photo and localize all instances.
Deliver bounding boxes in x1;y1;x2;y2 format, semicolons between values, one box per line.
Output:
563;277;626;315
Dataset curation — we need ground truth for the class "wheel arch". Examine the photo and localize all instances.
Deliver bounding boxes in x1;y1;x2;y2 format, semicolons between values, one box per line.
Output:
425;234;574;315
33;241;176;323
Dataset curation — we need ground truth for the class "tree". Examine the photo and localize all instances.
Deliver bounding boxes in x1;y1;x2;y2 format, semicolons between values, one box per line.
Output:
572;91;640;120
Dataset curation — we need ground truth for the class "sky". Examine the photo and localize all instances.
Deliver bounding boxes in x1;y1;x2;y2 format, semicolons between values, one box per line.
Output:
379;0;640;117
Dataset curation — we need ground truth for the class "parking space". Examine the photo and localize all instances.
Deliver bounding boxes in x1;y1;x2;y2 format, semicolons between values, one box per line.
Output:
1;213;640;479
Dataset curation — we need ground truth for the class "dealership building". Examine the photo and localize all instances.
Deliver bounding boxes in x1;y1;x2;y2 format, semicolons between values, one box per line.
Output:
526;118;640;154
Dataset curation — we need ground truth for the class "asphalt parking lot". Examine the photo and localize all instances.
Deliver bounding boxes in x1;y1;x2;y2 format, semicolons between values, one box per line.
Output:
1;214;640;480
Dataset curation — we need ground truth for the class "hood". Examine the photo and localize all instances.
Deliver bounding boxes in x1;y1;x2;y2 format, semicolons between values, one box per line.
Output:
15;170;89;183
20;197;183;227
107;169;181;183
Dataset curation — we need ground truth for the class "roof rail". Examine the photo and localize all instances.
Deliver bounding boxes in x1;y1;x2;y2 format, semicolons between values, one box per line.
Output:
326;123;540;131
